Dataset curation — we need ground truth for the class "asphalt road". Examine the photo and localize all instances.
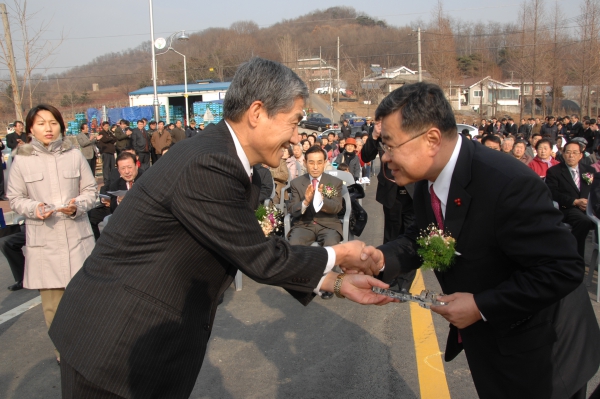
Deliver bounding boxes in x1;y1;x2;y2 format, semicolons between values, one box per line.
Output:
2;160;600;398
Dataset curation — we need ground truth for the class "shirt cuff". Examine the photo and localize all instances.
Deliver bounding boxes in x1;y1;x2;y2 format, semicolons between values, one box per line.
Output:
313;191;324;213
480;312;487;322
313;247;337;295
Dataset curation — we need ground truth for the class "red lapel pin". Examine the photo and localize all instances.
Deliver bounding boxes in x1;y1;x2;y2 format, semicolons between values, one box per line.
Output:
454;198;462;206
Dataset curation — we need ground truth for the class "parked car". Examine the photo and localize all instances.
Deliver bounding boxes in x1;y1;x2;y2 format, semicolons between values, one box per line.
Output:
339;112;357;123
306;112;324;120
456;124;478;138
301;117;332;132
317;129;341;140
348;117;367;127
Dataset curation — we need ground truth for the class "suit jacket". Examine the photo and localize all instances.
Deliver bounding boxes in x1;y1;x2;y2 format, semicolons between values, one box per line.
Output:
170;127;186;144
76;132;96;160
49;120;329;399
108;168;144;212
6;132;27;150
378;135;600;399
545;162;595;210
130;128;150;153
288;173;343;237
361;132;414;209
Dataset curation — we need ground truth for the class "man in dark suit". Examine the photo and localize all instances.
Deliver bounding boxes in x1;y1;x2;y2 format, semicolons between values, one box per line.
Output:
288;145;343;247
49;57;393;399
505;117;518;136
362;82;600;399
109;152;144;212
546;141;596;259
6;120;27;152
130;120;151;171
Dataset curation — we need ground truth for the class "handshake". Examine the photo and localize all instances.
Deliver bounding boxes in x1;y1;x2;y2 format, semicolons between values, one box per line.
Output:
318;240;395;306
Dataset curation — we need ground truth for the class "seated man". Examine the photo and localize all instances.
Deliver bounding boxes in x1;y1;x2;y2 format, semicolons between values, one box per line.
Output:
546;140;596;259
87;148;139;240
110;152;143;212
288;146;343;245
288;146;344;299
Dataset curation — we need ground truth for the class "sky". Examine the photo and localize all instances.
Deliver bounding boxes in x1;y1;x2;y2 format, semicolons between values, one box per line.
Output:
0;0;582;76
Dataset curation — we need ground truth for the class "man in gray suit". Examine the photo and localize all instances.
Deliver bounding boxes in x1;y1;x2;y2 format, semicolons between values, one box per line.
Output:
76;123;97;176
50;57;393;399
288;145;343;247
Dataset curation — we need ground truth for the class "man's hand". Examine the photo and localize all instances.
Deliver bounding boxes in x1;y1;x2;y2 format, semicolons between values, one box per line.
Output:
303;183;315;206
16;139;24;146
126;130;132;136
430;292;482;329
372;121;381;140
333;240;381;276
320;272;397;305
100;198;110;207
342;245;384;274
574;198;587;212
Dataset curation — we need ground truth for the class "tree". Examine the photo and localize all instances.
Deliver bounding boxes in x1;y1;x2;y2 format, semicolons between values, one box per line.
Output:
0;0;63;111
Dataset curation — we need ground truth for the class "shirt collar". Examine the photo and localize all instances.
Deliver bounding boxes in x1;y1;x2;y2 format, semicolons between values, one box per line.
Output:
428;136;462;211
225;121;252;179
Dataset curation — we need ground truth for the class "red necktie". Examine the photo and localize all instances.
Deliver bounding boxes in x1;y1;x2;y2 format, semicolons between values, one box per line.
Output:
312;178;318;190
430;185;444;231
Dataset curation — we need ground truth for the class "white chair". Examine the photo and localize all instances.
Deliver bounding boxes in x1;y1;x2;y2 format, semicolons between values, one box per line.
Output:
585;197;600;301
98;214;112;234
284;170;354;245
263;184;276;208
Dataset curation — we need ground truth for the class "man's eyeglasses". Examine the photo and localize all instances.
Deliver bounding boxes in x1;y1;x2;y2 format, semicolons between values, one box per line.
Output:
379;130;428;155
564;151;581;156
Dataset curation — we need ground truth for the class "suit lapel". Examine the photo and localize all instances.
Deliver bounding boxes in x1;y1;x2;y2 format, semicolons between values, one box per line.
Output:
580;165;592;199
561;164;580;194
444;136;473;242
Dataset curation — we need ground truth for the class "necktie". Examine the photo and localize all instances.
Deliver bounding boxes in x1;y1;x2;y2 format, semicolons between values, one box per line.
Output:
430;185;444;231
312;178;318;190
572;169;580;190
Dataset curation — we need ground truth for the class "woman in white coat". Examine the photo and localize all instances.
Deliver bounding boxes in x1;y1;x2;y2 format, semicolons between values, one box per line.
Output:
7;104;97;364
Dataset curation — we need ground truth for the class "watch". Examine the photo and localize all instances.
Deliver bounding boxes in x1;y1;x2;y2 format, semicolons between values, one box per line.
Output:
333;273;346;299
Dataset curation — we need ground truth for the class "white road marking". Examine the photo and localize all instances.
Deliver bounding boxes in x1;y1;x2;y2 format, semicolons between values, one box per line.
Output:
0;296;42;325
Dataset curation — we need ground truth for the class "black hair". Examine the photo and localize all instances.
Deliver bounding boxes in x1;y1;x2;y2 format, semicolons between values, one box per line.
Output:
25;104;66;136
305;145;327;160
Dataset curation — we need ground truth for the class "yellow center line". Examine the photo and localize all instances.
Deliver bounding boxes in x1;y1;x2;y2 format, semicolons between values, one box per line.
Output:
410;269;451;399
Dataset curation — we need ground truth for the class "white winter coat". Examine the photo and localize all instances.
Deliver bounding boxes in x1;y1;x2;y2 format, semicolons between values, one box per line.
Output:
7;137;97;289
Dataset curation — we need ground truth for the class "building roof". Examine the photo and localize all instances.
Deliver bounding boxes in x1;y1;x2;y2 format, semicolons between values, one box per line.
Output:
129;82;231;96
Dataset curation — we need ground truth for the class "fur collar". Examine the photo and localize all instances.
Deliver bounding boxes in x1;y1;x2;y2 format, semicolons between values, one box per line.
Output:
15;138;72;156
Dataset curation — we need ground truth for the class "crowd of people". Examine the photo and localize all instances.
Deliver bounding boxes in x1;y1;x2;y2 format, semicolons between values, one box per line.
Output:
2;56;600;398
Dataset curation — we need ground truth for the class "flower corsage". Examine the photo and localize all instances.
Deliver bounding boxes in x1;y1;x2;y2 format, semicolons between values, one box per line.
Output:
417;224;457;272
255;204;284;237
582;172;594;185
322;184;338;199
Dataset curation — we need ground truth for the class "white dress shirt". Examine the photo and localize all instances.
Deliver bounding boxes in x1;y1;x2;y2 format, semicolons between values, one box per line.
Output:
225;122;336;294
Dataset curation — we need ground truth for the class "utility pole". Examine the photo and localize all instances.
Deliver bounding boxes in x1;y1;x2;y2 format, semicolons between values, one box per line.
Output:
0;3;23;121
417;27;422;83
337;36;340;104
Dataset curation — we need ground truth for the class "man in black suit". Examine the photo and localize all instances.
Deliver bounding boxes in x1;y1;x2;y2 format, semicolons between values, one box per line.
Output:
50;57;393;399
362;82;600;399
109;152;144;212
6;120;27;152
130;120;151;171
546;141;596;259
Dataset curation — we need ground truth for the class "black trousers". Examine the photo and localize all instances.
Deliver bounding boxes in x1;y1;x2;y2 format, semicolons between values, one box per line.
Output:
61;359;125;399
87;207;111;240
383;187;416;291
138;152;150;171
101;153;115;188
0;229;25;283
87;157;97;178
562;207;595;259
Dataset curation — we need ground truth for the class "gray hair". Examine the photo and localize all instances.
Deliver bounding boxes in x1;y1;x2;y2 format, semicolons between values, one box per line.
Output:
223;57;308;122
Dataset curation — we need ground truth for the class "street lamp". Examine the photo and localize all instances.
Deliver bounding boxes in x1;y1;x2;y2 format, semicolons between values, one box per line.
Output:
154;30;190;125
